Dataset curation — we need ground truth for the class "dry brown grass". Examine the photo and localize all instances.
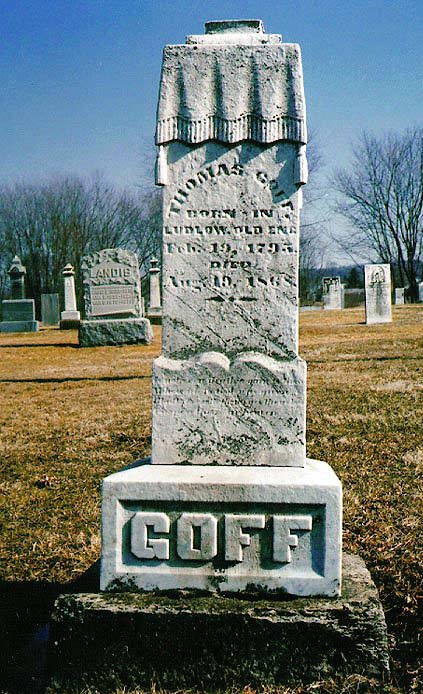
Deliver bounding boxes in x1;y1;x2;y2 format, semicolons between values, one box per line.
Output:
1;307;422;693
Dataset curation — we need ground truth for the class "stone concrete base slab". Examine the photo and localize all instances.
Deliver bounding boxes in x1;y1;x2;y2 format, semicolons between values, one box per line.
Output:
48;554;389;692
60;319;81;330
78;318;153;347
0;320;39;333
101;459;342;596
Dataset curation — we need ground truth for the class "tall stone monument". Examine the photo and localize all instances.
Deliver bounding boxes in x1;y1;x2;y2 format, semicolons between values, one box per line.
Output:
322;276;342;309
365;264;392;324
148;256;162;317
79;248;153;347
60;263;81;329
101;19;342;596
0;256;39;333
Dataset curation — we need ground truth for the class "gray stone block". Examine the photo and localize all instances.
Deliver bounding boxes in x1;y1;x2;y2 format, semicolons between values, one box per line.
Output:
2;299;35;322
0;320;39;333
78;318;153;347
48;554;389;692
41;293;60;325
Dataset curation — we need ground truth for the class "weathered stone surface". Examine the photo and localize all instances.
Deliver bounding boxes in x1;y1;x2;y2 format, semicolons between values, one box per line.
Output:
49;554;389;692
322;276;342;310
78;318;153;348
100;19;343;600
394;287;405;305
161;143;301;359
365;264;392;324
100;459;341;595
8;255;26;299
81;248;143;320
41;293;60;325
152;353;306;466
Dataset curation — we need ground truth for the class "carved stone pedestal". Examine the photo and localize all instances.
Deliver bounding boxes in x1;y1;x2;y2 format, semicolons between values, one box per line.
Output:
48;554;389;692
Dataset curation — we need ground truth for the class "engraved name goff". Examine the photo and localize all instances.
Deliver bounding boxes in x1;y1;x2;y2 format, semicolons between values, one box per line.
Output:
130;512;312;564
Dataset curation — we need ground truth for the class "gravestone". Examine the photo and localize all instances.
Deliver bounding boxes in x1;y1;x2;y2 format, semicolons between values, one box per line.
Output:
60;263;80;329
0;256;39;333
78;248;153;347
51;19;389;690
101;19;342;596
365;264;392;324
41;293;60;325
322;276;342;309
419;281;423;303
394;288;405;305
148;256;162;318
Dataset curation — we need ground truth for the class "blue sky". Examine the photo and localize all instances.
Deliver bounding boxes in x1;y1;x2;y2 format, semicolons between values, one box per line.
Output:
1;0;422;195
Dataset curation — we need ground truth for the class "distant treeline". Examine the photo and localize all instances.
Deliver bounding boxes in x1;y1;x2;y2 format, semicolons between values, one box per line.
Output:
0;173;162;318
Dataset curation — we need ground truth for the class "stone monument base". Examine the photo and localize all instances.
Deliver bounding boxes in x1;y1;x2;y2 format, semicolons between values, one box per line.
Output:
48;554;389;692
0;320;39;333
101;460;342;596
60;310;80;330
78;318;153;347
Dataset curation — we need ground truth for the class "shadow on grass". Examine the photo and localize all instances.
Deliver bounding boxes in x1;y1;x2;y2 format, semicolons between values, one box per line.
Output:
0;374;151;384
0;562;99;694
0;343;78;349
309;354;423;364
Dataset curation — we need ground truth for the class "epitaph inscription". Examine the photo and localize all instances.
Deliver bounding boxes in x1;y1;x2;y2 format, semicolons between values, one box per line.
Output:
81;249;143;319
161;144;300;360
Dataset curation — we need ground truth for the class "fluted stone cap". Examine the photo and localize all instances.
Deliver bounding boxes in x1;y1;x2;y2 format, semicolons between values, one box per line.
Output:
63;263;75;276
156;19;306;146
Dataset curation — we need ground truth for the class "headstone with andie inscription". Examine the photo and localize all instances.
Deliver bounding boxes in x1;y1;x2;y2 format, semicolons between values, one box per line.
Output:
78;248;152;347
101;20;342;596
0;256;39;333
365;264;392;324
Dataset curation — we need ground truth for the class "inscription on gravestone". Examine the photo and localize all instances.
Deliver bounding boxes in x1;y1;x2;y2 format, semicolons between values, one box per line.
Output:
79;248;153;347
82;249;142;319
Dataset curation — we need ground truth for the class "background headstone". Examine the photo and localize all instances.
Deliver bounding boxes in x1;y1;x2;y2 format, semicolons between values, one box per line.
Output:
418;281;423;303
394;288;405;305
8;255;26;299
0;256;38;333
322;276;342;309
60;263;80;329
148;256;162;318
78;248;152;347
101;19;342;597
365;264;392;324
41;293;59;325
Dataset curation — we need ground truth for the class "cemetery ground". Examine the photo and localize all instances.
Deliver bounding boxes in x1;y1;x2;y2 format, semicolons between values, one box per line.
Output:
0;307;422;694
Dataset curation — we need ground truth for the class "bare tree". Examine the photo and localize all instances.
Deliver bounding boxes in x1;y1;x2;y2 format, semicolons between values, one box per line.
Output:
299;134;328;303
333;128;423;299
0;173;160;312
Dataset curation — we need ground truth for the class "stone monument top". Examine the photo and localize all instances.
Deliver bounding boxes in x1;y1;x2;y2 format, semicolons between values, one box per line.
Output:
8;255;26;277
